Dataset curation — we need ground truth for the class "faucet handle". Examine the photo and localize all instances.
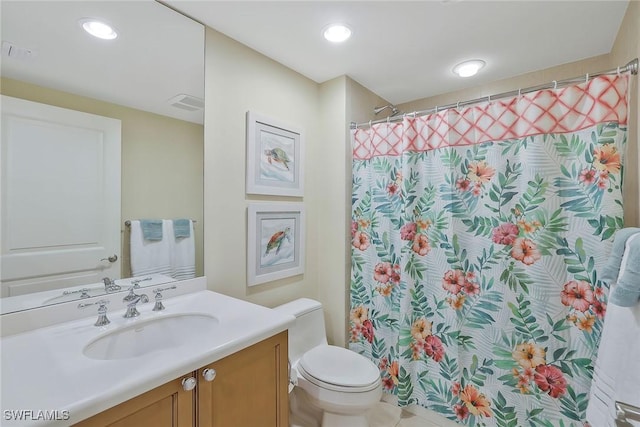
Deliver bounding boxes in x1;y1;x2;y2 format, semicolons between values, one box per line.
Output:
153;285;177;295
152;285;176;311
130;276;152;287
78;299;110;327
63;288;91;298
78;299;110;309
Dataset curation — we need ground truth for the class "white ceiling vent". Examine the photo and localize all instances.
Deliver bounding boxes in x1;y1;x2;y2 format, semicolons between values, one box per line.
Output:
2;41;37;61
167;94;204;112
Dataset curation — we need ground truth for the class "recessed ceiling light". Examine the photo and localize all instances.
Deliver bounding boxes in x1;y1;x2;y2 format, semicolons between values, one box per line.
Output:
79;18;118;40
323;24;352;43
453;59;486;77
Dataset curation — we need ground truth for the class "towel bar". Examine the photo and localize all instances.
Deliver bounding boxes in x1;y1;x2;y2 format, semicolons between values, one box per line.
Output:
124;219;197;227
616;401;640;426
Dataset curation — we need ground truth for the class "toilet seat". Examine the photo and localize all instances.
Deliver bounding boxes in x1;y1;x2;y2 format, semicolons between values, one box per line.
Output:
298;345;381;392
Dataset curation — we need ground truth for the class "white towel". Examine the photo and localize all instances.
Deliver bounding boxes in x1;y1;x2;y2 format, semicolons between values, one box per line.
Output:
130;220;172;278
168;219;195;280
586;233;640;426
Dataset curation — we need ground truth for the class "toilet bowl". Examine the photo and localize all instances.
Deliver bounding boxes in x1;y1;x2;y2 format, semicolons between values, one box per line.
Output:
274;298;382;427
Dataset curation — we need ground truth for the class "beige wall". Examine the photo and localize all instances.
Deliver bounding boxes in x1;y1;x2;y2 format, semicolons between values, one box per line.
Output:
204;29;320;309
316;76;349;345
203;29;387;346
314;76;389;345
610;0;640;226
397;1;639;225
348;77;392;125
0;77;205;277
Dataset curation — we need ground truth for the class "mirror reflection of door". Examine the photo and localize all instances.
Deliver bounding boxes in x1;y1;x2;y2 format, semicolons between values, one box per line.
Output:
1;95;121;297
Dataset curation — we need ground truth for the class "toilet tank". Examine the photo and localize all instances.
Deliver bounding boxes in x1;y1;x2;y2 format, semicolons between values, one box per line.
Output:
274;298;328;363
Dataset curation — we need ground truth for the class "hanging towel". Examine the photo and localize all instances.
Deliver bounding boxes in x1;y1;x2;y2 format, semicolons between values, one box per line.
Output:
586;233;640;427
167;219;196;280
610;235;640;307
140;219;163;241
173;219;191;238
129;220;172;277
600;227;640;283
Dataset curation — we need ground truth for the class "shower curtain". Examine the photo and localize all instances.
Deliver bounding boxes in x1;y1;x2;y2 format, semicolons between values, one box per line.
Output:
350;74;630;426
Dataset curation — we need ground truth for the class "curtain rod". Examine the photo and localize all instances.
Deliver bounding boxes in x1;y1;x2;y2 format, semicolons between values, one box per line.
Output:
350;58;638;130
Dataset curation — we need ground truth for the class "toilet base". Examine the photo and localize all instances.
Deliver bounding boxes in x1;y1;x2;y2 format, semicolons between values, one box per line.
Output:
290;388;322;427
321;411;369;427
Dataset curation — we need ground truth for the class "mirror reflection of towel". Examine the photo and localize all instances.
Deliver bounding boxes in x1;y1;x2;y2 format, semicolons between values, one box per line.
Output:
130;219;195;280
170;220;195;280
130;220;171;277
140;219;163;241
173;219;191;238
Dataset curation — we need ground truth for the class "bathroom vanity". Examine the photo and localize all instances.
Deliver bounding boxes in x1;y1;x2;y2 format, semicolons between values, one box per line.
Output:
75;332;288;427
0;279;293;427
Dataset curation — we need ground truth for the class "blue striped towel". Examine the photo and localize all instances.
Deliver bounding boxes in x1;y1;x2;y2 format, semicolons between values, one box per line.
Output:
173;219;191;239
610;234;640;307
600;227;640;284
140;219;163;241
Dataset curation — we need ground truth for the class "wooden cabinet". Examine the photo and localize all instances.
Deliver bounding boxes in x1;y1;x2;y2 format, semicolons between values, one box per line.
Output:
73;331;288;427
198;331;288;427
74;376;194;427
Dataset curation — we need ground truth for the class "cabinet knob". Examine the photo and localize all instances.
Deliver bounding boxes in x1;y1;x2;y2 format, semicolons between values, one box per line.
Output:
182;377;197;391
202;368;217;382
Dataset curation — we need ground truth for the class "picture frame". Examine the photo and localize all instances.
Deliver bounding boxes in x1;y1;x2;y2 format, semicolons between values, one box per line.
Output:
247;202;305;286
246;111;304;197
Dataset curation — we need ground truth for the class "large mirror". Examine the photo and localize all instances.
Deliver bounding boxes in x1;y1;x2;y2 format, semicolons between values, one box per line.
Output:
0;0;204;314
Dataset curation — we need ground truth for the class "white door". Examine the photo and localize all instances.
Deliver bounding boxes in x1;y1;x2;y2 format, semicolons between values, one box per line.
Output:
1;95;121;296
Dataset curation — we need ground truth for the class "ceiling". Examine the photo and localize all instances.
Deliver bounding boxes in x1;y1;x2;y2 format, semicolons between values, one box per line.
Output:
1;1;204;124
1;1;629;122
167;0;629;106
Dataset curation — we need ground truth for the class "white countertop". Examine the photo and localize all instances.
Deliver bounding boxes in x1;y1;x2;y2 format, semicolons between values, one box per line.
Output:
0;289;294;426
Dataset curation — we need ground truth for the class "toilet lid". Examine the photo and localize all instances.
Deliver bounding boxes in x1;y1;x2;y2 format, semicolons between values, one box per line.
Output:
299;345;380;388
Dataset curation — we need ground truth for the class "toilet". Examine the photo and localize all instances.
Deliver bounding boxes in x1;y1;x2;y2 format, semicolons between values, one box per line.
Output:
274;298;382;427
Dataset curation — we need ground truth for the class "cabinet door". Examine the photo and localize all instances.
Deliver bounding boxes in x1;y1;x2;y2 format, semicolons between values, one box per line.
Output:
198;331;288;427
73;375;195;427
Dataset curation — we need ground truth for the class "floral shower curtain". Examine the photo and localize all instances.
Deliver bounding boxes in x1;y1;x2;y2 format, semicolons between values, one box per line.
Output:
350;74;630;426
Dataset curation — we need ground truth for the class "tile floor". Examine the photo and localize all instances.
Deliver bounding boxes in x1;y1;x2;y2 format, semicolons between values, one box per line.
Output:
367;399;460;427
290;388;461;427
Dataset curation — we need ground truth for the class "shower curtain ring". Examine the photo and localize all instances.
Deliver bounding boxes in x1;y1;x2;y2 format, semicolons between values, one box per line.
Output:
517;88;522;97
585;73;589;83
553;80;558;90
456;101;460;109
369;120;372;128
617;66;621;76
435;106;438;113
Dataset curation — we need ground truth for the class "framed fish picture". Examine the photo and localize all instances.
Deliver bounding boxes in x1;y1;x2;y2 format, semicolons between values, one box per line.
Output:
246;111;304;197
247;202;305;286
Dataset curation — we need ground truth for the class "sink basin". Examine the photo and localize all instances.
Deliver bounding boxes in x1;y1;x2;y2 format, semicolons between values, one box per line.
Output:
83;314;219;360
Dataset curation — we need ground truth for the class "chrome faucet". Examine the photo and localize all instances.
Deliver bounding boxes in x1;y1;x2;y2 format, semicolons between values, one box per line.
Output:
122;285;149;318
152;285;177;311
78;299;110;326
103;277;121;293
